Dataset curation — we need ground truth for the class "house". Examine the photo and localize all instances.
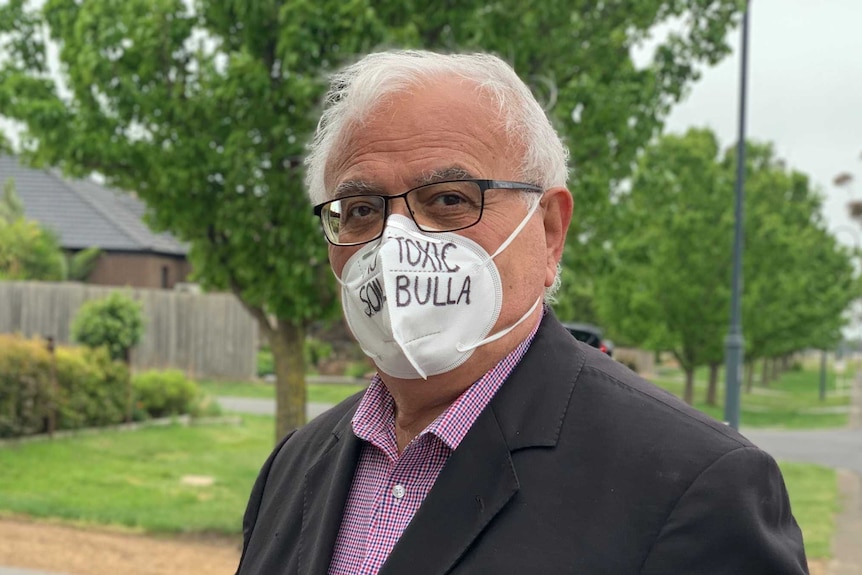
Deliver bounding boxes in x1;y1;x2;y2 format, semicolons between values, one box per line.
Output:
0;155;191;289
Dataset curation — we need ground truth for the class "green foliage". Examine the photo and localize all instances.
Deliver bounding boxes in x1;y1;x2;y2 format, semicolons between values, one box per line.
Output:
0;334;129;437
737;143;858;360
596;128;732;379
257;338;334;377
0;0;744;433
0;178;24;222
304;337;333;370
132;369;200;418
0;334;53;437
344;361;371;379
256;347;274;377
0;179;67;280
55;345;129;429
71;291;145;361
66;246;102;282
597;129;859;399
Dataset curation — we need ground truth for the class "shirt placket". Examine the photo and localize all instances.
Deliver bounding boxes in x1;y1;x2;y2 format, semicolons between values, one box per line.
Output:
360;436;429;575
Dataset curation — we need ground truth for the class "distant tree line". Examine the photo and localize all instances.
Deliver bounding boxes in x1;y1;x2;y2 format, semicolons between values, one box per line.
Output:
594;128;859;404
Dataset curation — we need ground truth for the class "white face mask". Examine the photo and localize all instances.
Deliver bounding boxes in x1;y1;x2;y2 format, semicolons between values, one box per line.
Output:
337;199;542;380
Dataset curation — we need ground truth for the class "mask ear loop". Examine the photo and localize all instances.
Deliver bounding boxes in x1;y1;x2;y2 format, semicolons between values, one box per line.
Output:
456;296;541;353
456;195;544;353
489;194;543;259
463;193;542;278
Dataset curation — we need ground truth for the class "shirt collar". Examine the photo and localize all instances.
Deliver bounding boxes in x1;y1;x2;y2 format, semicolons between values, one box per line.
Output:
351;310;543;452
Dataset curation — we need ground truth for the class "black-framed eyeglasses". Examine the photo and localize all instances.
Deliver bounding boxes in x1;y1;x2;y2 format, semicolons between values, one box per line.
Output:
312;179;543;246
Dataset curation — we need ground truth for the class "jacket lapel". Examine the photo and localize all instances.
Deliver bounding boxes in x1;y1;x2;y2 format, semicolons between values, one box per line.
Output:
299;413;363;575
378;310;585;575
378;406;519;575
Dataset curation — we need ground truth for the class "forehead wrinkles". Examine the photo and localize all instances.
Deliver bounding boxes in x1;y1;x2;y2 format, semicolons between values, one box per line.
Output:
324;81;517;194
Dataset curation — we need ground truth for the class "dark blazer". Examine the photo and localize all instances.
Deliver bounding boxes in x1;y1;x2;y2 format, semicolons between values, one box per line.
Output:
237;313;809;574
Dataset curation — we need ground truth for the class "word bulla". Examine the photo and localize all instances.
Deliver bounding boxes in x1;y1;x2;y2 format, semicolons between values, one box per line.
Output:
355;237;474;318
395;274;471;307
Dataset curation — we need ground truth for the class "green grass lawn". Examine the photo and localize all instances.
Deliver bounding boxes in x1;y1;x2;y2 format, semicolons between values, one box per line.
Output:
0;418;838;561
779;462;838;559
198;379;366;405
652;366;852;429
0;417;273;534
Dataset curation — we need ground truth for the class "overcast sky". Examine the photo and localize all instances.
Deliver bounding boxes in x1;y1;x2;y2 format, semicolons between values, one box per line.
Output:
662;0;862;247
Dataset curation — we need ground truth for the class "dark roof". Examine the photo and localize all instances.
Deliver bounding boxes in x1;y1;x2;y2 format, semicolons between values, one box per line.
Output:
0;155;187;256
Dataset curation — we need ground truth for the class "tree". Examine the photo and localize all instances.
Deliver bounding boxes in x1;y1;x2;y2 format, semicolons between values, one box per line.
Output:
595;128;732;404
740;145;857;375
0;0;744;438
597;130;858;406
0;178;102;281
0;179;67;280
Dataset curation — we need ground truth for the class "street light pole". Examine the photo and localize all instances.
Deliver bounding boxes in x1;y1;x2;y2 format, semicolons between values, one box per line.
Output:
724;2;751;430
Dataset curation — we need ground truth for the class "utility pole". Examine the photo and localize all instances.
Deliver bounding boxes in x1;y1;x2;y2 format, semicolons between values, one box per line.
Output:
724;2;751;430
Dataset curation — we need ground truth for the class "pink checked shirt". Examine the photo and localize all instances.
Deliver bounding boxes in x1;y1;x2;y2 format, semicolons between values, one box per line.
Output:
328;317;541;575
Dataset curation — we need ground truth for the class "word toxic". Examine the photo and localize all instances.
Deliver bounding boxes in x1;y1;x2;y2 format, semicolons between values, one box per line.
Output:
357;237;473;317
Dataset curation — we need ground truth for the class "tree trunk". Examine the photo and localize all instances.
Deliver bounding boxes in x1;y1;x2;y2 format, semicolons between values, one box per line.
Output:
745;360;755;393
238;295;310;444
771;357;781;382
683;367;695;405
706;363;720;406
761;357;770;387
271;319;308;442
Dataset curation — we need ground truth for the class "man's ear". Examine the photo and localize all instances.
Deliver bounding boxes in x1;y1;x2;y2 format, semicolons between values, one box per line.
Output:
540;187;573;288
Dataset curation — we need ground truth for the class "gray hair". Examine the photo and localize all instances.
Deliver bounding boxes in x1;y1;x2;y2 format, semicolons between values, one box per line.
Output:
304;49;569;205
304;49;569;300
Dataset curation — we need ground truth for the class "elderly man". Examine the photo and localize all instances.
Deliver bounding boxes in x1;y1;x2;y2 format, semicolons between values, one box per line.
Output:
236;50;808;575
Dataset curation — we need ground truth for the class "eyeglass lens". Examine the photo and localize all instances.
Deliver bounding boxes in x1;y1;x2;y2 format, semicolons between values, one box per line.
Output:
322;181;484;245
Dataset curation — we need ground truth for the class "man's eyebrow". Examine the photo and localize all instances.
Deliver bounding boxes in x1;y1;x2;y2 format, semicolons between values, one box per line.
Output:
332;167;476;198
332;180;384;199
415;166;475;186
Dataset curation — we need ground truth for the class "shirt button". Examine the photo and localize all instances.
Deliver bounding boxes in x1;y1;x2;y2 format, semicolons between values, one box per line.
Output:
392;484;406;499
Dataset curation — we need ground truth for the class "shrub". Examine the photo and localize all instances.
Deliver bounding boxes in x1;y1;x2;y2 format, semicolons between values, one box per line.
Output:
258;338;334;377
344;360;371;379
0;334;131;437
305;337;333;371
71;292;145;361
133;369;200;418
257;347;274;377
0;334;53;438
55;346;128;429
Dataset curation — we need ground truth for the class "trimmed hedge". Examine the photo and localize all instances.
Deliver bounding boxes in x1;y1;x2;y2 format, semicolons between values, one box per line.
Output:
0;335;210;438
0;334;128;438
132;369;200;419
0;335;53;437
55;346;128;429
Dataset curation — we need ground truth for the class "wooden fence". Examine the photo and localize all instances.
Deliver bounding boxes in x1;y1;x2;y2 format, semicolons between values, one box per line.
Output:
0;281;258;380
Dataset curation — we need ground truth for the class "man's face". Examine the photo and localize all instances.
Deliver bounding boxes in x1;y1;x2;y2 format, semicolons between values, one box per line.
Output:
324;76;571;376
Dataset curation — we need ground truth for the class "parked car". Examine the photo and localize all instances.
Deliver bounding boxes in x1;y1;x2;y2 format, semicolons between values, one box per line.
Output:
562;322;613;356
